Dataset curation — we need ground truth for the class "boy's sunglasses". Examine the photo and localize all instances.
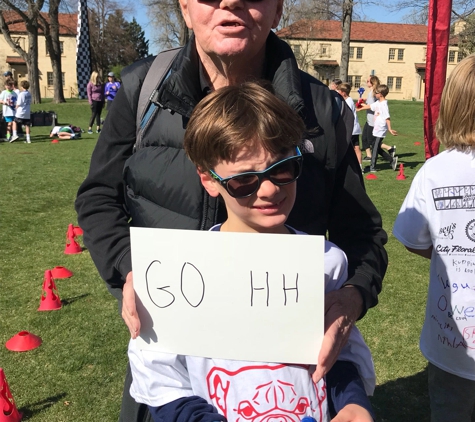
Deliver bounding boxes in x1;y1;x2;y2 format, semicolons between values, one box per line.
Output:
209;147;303;198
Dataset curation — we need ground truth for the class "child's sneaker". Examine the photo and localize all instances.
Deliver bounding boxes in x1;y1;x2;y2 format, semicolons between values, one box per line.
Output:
87;130;93;134
9;135;19;143
388;145;396;159
96;129;101;134
391;156;398;171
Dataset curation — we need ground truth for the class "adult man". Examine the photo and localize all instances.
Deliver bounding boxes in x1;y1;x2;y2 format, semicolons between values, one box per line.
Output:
76;0;388;419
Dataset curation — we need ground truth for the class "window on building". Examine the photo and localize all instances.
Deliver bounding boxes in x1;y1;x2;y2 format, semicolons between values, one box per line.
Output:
387;76;402;91
47;72;65;86
319;43;331;57
448;50;456;63
292;44;301;59
349;47;363;60
389;48;404;61
46;41;64;56
457;51;463;62
346;75;362;88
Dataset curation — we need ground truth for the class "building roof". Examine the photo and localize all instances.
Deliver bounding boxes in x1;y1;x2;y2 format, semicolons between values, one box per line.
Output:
313;60;339;67
6;56;26;64
1;11;77;36
277;19;429;44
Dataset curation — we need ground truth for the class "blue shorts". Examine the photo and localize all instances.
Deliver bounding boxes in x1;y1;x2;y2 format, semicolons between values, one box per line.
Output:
4;116;14;123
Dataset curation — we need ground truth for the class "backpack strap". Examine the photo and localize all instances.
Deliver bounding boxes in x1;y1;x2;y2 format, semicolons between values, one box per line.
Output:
135;47;182;147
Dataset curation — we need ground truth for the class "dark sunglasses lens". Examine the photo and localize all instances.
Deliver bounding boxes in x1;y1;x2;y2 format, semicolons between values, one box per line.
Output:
227;174;259;198
269;159;301;184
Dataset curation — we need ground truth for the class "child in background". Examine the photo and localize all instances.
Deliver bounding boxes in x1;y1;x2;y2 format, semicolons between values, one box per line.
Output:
393;54;475;422
128;82;376;422
50;125;78;140
15;80;32;143
358;84;398;172
0;78;18;142
337;82;362;168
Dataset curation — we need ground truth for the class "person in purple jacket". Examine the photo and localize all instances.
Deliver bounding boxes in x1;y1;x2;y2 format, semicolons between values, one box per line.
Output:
86;71;104;134
104;72;121;111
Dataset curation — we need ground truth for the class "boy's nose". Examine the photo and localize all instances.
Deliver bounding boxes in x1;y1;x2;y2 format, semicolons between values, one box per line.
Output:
256;179;279;198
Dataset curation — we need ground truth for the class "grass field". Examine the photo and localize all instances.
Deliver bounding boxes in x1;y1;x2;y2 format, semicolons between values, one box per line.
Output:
0;99;430;421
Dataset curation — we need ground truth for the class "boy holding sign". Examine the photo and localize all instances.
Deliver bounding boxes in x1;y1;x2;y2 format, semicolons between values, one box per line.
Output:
128;82;375;422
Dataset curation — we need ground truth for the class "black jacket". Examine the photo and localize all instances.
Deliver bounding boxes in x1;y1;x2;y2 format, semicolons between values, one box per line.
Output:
75;32;388;315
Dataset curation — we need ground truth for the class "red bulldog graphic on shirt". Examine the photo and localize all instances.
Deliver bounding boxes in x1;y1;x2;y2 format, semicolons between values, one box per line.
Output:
206;364;326;422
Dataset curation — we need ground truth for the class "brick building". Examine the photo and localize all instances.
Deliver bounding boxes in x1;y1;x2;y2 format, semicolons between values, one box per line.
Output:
277;19;463;100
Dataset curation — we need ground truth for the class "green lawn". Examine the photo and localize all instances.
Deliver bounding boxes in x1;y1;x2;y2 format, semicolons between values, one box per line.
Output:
0;99;431;421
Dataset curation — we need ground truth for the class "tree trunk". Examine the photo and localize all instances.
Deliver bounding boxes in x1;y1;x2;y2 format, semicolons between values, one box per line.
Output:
40;1;66;103
26;23;41;103
339;0;353;83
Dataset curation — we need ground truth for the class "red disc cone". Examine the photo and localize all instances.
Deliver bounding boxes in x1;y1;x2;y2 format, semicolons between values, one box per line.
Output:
51;139;59;143
51;266;73;279
366;173;378;180
0;368;22;421
5;331;42;352
73;226;83;236
414;141;421;146
396;163;407;180
38;270;62;311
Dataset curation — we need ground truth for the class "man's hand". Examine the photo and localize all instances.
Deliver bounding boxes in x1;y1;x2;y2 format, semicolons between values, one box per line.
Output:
312;286;363;382
331;404;374;422
122;271;141;338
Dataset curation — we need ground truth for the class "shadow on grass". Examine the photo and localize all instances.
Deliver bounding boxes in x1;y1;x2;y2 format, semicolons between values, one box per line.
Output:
20;392;67;419
61;293;90;306
371;367;429;422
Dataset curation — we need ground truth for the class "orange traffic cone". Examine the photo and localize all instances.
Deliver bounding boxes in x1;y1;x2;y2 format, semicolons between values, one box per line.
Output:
73;226;83;236
0;368;22;422
396;163;407;180
38;270;62;311
64;224;81;254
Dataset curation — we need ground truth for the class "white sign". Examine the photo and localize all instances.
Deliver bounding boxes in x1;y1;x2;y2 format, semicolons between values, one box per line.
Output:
131;227;325;364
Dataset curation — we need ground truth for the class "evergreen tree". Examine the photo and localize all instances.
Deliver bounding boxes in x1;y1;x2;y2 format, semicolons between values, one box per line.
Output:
127;18;149;60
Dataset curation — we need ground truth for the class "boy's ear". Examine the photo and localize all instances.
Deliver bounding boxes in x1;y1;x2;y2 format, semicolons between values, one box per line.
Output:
198;169;221;198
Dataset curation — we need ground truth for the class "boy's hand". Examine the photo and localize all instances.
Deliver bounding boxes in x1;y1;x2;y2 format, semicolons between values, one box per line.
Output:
122;271;141;338
312;286;362;383
331;404;374;422
389;129;397;136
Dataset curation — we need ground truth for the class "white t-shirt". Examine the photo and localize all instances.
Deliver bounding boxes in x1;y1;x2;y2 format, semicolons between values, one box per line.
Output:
128;226;376;421
365;89;376;126
0;89;17;117
16;90;31;119
345;97;362;136
370;100;390;138
393;149;475;380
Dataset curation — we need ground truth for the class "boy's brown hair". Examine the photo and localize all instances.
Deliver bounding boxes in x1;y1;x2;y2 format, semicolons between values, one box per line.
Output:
4;78;14;89
338;82;351;96
375;84;389;97
21;80;30;90
436;54;475;150
184;81;305;172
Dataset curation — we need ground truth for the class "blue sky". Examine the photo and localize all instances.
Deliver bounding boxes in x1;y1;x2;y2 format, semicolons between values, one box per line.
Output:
131;1;409;55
